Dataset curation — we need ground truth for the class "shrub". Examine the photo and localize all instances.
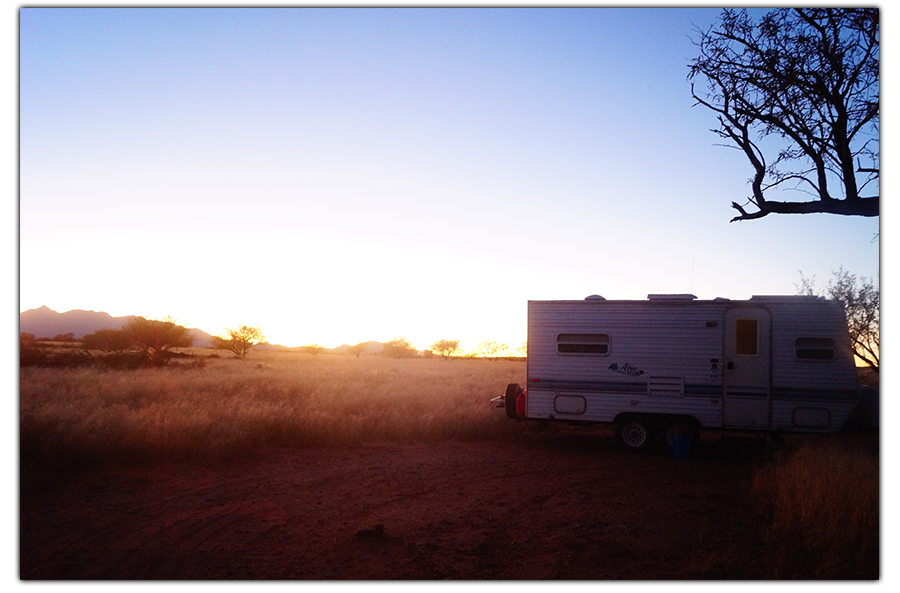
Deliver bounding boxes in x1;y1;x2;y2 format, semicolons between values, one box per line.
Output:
83;328;134;354
20;333;46;367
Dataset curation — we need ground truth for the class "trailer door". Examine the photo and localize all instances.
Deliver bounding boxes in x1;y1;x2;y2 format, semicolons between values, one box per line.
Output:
724;308;772;429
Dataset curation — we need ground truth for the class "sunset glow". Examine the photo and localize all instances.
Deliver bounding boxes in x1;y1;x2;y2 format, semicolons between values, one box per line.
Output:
18;6;880;351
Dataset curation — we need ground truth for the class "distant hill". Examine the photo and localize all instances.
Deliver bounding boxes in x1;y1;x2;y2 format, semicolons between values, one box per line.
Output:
253;341;385;354
17;307;392;353
331;341;384;355
20;306;134;340
19;306;215;348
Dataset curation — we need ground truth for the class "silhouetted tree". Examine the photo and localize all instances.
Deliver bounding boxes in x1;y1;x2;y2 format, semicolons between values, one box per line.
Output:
474;340;509;361
125;316;193;366
382;337;416;358
347;342;368;359
212;325;265;359
430;339;460;360
797;267;879;371
689;8;879;222
302;344;324;356
82;328;134;354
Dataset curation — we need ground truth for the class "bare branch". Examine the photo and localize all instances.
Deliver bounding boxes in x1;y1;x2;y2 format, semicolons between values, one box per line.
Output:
689;8;879;221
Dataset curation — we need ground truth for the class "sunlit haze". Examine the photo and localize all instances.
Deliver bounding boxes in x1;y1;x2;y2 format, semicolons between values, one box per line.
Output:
18;6;881;351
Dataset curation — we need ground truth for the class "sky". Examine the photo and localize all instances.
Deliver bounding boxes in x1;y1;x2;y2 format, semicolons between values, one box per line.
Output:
16;5;882;352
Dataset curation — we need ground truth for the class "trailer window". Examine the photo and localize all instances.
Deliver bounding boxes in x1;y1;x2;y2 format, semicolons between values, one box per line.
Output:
557;333;610;355
795;338;835;361
735;319;758;356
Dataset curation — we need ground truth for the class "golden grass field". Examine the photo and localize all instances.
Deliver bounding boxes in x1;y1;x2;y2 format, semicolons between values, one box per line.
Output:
19;348;879;579
20;349;526;466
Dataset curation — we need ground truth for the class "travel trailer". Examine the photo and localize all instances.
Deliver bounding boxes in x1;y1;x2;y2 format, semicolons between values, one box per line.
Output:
493;294;861;450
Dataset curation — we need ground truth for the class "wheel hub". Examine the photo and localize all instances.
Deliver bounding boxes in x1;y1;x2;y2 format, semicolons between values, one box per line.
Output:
621;422;648;447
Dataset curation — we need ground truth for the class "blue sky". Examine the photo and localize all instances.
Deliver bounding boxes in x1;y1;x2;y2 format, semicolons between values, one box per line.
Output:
17;6;881;351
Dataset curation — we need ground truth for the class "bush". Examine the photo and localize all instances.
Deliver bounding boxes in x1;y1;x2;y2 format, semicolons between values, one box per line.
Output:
20;333;46;367
125;317;193;366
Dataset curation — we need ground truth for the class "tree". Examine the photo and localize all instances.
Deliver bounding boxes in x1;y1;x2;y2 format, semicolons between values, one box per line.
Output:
347;342;368;359
124;316;193;366
302;344;324;356
473;340;509;361
689;8;879;222
381;337;416;358
797;267;878;371
430;339;460;359
212;325;265;359
82;328;134;354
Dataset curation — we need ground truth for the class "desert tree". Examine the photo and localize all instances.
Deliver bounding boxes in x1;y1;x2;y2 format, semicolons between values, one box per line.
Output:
347;342;368;359
381;337;417;358
213;325;265;359
302;344;324;356
797;267;878;371
430;339;460;360
689;8;879;222
474;340;509;361
82;328;135;354
124;316;193;366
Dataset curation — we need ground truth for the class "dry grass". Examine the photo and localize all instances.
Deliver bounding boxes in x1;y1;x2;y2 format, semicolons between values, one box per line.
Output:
21;351;879;579
20;351;525;468
751;436;879;579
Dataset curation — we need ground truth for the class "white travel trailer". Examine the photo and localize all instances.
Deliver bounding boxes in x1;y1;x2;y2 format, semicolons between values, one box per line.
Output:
494;294;861;450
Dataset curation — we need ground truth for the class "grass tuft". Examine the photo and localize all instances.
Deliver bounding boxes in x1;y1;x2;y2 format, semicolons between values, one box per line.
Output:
751;437;879;579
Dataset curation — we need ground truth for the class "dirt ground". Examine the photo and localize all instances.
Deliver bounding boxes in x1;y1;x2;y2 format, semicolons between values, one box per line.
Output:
20;426;848;580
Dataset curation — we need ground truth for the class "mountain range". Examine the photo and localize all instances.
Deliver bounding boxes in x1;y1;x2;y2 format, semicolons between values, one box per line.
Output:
18;306;385;354
19;306;216;347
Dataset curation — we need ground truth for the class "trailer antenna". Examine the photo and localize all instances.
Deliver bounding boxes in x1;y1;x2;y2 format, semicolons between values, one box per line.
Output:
690;253;695;295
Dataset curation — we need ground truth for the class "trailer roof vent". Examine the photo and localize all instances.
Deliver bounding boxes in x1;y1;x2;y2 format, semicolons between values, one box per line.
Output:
647;294;697;301
585;295;606;301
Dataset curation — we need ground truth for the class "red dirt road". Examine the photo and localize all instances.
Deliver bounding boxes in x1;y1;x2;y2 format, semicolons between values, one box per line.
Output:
21;428;770;580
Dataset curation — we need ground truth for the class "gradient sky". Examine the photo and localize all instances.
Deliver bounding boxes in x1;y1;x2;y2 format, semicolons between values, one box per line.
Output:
18;6;881;351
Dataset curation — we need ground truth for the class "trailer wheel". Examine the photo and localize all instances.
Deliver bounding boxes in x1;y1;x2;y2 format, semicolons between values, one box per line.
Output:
505;383;523;419
615;416;652;451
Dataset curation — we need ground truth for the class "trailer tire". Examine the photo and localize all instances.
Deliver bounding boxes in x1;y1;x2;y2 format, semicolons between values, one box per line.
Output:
615;416;652;451
505;383;523;419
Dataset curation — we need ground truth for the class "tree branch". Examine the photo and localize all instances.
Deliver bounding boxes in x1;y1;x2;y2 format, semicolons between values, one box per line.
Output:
731;195;879;222
690;8;879;221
